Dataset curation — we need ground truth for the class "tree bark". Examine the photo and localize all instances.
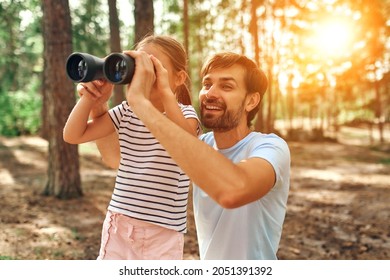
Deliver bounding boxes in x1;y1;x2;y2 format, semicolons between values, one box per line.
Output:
41;0;82;199
251;0;264;132
134;0;154;44
183;0;189;56
108;0;124;106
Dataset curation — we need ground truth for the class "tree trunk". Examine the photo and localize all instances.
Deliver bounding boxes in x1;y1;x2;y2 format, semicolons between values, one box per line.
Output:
134;0;154;44
183;0;189;56
182;0;192;96
374;79;384;143
266;58;274;133
108;0;124;106
41;0;82;199
251;0;264;132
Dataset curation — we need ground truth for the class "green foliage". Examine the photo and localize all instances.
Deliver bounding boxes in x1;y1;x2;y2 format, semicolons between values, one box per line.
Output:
380;158;390;165
0;78;41;136
0;0;42;137
0;255;14;260
0;0;389;137
71;0;109;56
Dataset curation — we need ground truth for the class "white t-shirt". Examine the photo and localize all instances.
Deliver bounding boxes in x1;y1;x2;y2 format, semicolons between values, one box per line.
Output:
194;132;290;259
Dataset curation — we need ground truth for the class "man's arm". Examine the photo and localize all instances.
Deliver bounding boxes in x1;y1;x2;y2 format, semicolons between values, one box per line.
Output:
124;50;276;208
150;55;199;136
128;96;276;209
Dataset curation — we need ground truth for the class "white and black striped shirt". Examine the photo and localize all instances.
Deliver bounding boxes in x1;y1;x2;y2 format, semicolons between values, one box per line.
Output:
108;101;201;233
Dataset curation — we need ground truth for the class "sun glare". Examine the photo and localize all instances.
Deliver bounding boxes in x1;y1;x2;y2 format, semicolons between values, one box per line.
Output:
312;18;353;58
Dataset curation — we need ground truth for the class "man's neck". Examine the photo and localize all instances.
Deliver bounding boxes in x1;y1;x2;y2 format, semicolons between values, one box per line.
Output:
213;126;251;149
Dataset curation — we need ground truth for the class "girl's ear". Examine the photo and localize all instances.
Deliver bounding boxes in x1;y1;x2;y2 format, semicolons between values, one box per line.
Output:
175;70;187;87
245;92;261;112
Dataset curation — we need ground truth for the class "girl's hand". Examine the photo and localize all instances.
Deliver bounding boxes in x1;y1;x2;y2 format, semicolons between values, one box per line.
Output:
77;79;113;104
77;79;114;118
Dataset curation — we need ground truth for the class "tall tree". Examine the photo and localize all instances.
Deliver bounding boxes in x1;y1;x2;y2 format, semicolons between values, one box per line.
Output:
134;0;154;44
41;0;82;198
354;0;389;143
251;0;264;132
108;0;124;106
183;0;189;56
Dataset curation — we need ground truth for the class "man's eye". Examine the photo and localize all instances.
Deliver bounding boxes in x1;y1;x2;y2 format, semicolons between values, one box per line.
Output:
203;83;211;89
222;84;233;90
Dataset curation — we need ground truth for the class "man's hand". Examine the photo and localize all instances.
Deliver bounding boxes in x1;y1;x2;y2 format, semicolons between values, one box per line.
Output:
123;50;156;106
150;55;174;102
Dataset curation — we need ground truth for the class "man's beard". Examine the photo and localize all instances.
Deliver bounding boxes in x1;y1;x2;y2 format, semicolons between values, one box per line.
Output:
200;100;245;132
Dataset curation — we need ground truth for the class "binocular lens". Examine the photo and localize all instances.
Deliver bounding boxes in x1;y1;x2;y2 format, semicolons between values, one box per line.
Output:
78;61;87;80
67;56;87;81
66;53;104;82
107;59;126;83
104;53;135;84
115;61;126;82
66;52;135;84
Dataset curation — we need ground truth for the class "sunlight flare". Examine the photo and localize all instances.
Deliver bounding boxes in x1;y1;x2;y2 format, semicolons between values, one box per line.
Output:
312;18;353;58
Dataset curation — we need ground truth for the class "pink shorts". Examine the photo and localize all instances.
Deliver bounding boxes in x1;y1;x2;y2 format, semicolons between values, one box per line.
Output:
97;211;184;260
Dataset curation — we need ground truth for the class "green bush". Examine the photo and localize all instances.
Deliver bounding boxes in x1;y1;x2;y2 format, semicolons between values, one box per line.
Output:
0;79;41;136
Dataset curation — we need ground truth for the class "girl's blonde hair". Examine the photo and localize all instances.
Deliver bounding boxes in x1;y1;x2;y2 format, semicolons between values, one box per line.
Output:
135;35;192;105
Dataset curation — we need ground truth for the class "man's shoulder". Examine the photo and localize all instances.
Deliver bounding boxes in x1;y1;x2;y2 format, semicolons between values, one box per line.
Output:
250;132;288;145
199;131;213;142
246;132;290;159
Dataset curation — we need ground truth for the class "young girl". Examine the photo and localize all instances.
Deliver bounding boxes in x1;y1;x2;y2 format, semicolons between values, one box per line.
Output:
63;35;201;260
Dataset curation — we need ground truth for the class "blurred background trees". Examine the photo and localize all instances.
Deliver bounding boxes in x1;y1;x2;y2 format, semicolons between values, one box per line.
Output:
1;0;389;137
0;0;389;197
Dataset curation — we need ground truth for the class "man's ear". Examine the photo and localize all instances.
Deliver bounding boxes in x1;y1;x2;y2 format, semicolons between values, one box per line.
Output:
245;92;261;112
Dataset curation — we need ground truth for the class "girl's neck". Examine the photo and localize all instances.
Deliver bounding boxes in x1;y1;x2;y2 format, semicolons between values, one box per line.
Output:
150;93;164;112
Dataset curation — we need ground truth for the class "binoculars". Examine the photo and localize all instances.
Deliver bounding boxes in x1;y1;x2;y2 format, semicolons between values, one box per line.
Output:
65;52;135;84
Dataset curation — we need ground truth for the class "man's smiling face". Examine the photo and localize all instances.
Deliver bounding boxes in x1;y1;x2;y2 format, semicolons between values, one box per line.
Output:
199;64;248;132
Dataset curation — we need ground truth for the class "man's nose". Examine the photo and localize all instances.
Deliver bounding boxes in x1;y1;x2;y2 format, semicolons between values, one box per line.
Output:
205;85;217;99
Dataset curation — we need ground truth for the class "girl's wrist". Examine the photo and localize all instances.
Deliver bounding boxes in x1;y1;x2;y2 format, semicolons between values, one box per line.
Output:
90;103;109;119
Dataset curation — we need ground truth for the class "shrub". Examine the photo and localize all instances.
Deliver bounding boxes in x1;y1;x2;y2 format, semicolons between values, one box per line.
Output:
0;78;41;136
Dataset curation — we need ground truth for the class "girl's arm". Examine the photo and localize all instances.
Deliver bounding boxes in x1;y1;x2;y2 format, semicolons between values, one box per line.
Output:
79;80;121;168
63;83;115;144
90;102;121;169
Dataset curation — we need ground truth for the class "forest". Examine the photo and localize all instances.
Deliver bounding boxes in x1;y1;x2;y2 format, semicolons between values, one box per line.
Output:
0;0;389;260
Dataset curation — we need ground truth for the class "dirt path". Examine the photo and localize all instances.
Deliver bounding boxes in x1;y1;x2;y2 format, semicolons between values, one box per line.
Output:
278;141;390;259
0;134;389;260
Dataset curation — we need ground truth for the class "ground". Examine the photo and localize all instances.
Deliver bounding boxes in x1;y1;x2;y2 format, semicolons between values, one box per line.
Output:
0;126;389;260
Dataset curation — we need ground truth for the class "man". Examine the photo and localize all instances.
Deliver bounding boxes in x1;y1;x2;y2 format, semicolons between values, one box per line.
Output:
94;51;290;259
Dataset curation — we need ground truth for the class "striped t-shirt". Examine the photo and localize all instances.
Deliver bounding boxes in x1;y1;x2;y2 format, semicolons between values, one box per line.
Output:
108;101;201;233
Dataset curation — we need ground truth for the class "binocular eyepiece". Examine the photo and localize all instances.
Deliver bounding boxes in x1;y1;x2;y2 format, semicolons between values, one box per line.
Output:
65;52;135;84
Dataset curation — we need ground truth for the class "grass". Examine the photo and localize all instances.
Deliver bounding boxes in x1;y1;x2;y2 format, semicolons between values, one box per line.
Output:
380;158;390;165
71;227;85;241
0;255;14;260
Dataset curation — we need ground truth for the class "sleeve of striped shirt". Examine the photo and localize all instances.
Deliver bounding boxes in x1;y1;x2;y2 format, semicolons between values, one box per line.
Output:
179;104;203;136
108;101;128;130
